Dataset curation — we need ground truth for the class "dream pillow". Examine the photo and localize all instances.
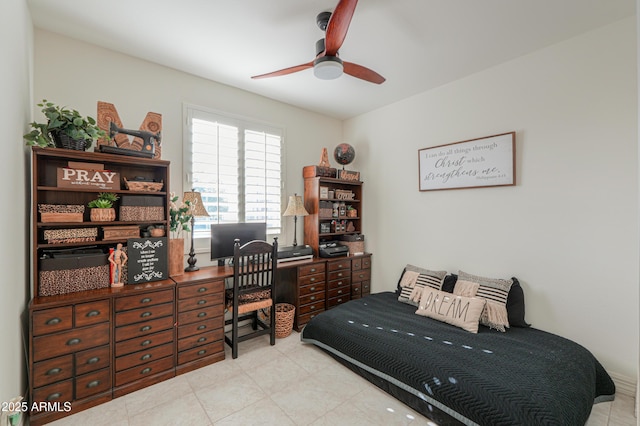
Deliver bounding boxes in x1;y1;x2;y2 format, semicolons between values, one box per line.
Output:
397;265;447;306
415;288;486;333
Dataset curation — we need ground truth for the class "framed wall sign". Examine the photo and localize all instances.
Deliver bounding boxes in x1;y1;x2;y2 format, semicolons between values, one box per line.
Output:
127;237;168;283
418;132;516;191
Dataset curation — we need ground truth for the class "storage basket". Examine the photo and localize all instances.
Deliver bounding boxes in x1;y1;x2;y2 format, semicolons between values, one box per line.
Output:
275;303;295;338
38;204;85;223
120;195;165;221
123;177;164;192
43;227;97;244
39;251;109;296
52;132;88;151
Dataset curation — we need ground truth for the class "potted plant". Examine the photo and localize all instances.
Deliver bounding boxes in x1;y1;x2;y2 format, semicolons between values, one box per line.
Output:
88;192;119;222
169;193;194;276
23;99;106;150
346;205;358;218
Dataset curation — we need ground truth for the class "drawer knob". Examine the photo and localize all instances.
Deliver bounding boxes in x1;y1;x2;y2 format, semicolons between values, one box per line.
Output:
309;287;315;292
198;337;206;343
141;297;152;304
87;380;100;388
197;349;206;355
87;357;100;365
141;340;152;346
310;305;315;310
46;392;61;401
140;325;152;332
141;367;152;375
197;312;207;318
198;287;207;293
66;338;81;346
46;317;61;326
86;310;100;317
310;268;316;272
141;312;152;318
310;277;316;282
197;300;207;305
337;290;343;294
337;273;343;277
46;368;62;376
310;296;315;301
197;325;206;330
337;298;343;302
141;354;152;361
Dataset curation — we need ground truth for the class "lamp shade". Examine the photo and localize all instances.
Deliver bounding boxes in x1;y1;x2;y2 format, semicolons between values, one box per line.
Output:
283;194;309;217
183;191;209;217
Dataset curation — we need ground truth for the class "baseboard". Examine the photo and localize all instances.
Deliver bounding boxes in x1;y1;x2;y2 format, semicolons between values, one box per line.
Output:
609;371;637;397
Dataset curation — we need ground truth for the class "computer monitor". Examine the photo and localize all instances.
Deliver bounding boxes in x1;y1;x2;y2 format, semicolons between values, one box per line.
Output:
210;222;267;265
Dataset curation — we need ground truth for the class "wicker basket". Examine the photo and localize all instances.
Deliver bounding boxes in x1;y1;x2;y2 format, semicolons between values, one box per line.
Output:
38;204;85;223
52;132;88;151
124;177;164;192
275;303;296;338
43;227;98;244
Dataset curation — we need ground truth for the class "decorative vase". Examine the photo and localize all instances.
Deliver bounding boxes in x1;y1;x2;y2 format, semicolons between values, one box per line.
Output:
169;238;184;276
90;208;116;222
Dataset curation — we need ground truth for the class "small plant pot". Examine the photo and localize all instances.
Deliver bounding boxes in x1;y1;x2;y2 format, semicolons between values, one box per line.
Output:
90;208;116;222
52;131;89;151
346;209;358;218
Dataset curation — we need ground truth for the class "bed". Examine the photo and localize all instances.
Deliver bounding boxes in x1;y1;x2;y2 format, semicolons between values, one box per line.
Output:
301;285;615;425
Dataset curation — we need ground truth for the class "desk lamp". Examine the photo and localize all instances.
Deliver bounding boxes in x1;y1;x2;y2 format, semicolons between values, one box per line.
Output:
183;191;209;272
283;193;309;247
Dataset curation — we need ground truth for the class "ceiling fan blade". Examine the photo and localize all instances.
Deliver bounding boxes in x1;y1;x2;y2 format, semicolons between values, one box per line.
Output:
251;61;314;79
324;0;358;56
343;61;385;84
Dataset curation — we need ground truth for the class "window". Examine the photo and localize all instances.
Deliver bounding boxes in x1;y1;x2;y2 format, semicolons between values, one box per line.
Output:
184;105;283;239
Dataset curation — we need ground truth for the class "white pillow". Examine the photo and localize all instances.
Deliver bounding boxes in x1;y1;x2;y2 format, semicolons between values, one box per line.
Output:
415;288;486;333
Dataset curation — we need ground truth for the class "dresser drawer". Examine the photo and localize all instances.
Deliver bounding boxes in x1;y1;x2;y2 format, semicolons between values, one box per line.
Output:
115;328;174;357
75;367;111;400
177;318;221;340
362;256;371;269
299;282;325;297
327;259;350;271
352;258;363;270
298;301;324;316
178;304;223;326
32;306;72;336
351;283;362;299
362;281;371;295
328;295;349;307
328;269;349;281
297;311;323;327
75;299;110;327
298;263;325;277
178;280;223;299
115;289;174;312
177;293;223;313
115;342;174;372
298;272;325;286
115;302;174;327
177;341;224;365
328;287;349;300
75;345;110;376
115;356;174;387
328;276;350;289
33;355;73;388
352;269;371;283
299;292;324;305
178;329;224;352
33;322;110;362
32;379;73;404
115;315;174;343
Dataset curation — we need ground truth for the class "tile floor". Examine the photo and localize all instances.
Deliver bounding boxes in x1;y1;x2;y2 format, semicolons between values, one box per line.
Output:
48;331;637;426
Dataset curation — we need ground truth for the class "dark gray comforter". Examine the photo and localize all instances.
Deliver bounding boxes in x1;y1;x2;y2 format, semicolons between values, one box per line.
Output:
301;292;615;426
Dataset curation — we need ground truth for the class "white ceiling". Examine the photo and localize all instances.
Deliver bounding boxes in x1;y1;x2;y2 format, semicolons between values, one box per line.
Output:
27;0;635;120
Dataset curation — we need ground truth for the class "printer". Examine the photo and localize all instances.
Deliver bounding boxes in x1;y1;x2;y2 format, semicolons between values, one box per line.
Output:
318;241;349;258
277;244;313;263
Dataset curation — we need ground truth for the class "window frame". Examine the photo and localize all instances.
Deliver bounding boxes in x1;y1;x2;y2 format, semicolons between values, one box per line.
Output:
182;103;286;249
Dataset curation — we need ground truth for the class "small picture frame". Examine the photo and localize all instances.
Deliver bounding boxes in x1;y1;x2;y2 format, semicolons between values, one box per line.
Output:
320;186;329;199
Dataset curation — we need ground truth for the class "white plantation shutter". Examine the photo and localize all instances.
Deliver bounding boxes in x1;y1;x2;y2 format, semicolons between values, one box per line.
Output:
186;106;283;237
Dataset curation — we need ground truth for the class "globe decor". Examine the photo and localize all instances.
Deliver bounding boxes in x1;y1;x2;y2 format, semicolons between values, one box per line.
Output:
334;143;360;181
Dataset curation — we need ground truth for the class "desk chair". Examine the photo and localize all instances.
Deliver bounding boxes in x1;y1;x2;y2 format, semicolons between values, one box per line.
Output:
224;237;278;359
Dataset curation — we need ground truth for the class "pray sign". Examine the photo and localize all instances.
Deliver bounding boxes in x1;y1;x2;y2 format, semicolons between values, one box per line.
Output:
57;167;120;190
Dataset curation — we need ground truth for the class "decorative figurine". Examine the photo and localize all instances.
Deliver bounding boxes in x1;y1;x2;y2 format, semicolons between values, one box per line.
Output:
109;243;128;287
319;147;331;168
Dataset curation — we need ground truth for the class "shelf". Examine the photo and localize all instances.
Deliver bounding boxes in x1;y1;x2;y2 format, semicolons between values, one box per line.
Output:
319;217;360;221
319;231;360;237
38;220;167;228
37;186;166;196
319;198;360;203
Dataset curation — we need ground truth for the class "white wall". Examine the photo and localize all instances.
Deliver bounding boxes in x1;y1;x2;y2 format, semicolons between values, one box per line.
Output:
33;30;341;267
345;18;638;382
0;0;32;407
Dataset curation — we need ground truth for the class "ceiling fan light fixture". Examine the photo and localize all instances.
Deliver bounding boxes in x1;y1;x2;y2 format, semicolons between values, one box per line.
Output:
313;56;344;80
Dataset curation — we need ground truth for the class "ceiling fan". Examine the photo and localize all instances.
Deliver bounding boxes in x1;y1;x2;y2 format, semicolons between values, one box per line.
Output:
251;0;385;84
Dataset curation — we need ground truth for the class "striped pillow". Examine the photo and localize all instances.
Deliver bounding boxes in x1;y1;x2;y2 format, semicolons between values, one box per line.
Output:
398;265;446;306
458;270;513;332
